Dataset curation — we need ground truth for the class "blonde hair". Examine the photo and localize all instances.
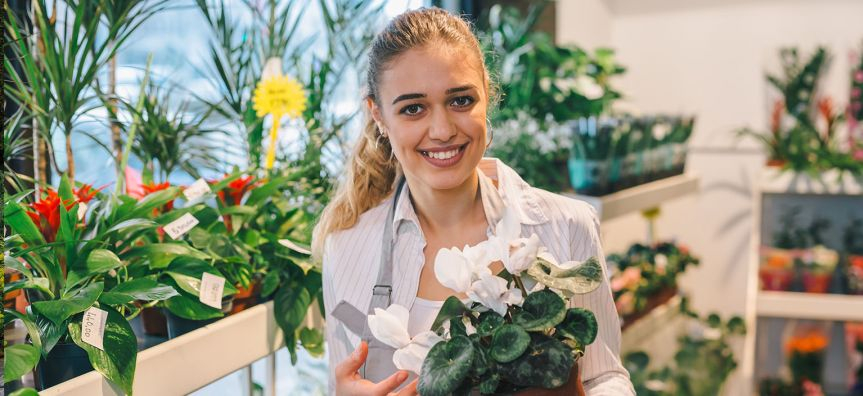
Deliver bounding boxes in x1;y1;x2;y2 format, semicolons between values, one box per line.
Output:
312;7;492;259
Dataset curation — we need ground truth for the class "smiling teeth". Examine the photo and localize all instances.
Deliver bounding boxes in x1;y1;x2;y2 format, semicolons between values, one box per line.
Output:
425;149;459;160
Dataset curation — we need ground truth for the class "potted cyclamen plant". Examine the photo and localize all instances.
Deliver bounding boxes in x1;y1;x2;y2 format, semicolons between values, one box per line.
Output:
365;207;602;395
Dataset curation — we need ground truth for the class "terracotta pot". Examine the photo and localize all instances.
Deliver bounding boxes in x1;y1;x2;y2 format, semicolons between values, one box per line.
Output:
848;255;863;295
801;272;832;293
759;267;795;291
4;268;23;309
230;279;261;315
766;158;787;167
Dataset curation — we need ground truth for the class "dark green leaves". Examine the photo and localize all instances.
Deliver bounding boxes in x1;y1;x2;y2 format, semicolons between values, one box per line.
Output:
69;306;138;395
498;333;574;389
418;335;475;396
32;282;104;326
430;296;467;333
555;308;598;348
490;324;530;363
99;278;179;305
476;310;505;337
273;282;311;364
511;289;566;331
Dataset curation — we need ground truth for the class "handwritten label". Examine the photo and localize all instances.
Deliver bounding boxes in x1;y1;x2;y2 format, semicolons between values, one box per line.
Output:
164;213;199;240
199;272;226;309
82;307;108;350
183;178;212;201
77;202;88;221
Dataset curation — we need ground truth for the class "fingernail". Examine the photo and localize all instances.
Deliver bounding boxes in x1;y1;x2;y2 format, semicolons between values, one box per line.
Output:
398;371;407;381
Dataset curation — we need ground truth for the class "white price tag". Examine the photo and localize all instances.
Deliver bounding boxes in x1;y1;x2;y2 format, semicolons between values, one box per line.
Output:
82;307;108;351
77;202;88;220
183;178;212;201
164;213;199;240
199;272;226;309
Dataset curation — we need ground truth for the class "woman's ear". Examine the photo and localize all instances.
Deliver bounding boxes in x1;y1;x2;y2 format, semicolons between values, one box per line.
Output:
366;97;383;126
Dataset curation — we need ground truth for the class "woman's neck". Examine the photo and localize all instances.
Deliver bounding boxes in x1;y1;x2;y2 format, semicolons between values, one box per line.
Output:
407;170;485;235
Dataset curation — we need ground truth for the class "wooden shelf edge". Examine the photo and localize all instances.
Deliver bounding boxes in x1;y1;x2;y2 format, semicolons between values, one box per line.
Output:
756;291;863;322
565;173;700;221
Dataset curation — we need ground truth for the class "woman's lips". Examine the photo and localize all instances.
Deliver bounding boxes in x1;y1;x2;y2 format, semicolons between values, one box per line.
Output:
418;143;468;168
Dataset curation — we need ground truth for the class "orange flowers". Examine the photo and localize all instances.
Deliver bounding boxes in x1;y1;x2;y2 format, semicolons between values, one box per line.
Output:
26;184;97;242
786;332;828;354
217;175;256;207
141;182;174;213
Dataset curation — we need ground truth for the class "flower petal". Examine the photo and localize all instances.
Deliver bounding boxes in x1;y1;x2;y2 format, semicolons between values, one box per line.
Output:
507;234;540;274
368;306;411;349
434;247;472;293
468;273;510;316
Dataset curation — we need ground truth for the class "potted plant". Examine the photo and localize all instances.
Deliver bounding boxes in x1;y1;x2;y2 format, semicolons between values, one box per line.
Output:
3;175;180;392
760;209;810;291
786;329;828;388
844;218;863;295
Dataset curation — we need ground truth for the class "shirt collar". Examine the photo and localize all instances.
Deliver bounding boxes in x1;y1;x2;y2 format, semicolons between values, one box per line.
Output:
391;158;549;238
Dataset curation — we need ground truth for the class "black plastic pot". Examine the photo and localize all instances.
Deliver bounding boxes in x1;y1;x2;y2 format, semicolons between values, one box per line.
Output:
35;342;94;390
163;297;233;339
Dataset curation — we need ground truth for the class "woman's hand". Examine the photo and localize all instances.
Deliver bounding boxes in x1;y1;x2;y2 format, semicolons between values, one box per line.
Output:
514;363;585;396
335;341;418;396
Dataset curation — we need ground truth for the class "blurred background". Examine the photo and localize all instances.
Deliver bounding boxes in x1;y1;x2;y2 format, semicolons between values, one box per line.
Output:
4;0;863;395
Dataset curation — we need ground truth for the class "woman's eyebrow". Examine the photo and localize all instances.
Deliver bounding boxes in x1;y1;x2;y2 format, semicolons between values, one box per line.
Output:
391;85;478;105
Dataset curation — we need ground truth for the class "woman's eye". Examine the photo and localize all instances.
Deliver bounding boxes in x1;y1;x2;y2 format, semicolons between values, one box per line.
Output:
451;96;475;108
399;104;423;115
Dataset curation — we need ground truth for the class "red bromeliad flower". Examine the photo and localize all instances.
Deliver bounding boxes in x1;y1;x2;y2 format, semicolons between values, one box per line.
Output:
25;184;97;243
770;99;784;136
217;175;256;207
141;182;174;212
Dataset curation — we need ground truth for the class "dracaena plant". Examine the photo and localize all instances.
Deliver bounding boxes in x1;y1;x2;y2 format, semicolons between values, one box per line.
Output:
2;174;184;393
365;207;603;395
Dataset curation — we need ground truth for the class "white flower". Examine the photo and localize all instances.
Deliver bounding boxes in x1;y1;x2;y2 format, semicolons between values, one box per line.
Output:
654;254;668;274
392;331;443;374
575;75;604;100
434;245;493;294
367;305;411;349
368;305;444;374
467;272;524;316
262;57;283;80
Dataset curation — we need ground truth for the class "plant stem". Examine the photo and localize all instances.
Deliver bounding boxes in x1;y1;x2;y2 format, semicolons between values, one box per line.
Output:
513;275;528;296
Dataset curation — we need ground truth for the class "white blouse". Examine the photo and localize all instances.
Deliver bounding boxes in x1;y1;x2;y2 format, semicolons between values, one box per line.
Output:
322;158;635;395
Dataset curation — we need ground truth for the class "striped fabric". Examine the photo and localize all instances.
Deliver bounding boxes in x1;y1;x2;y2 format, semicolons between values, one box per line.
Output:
322;158;634;395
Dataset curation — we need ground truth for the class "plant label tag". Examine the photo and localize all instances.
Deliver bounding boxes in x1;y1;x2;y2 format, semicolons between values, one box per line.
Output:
183;178;212;201
77;202;88;220
82;307;108;351
199;272;225;309
164;213;199;240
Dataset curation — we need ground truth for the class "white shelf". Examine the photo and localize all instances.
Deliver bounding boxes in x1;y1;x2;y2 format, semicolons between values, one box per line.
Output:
756;291;863;322
41;301;286;396
759;168;863;196
621;295;686;354
565;173;700;221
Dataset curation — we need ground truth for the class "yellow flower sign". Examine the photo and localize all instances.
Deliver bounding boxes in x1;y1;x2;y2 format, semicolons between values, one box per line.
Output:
252;58;307;169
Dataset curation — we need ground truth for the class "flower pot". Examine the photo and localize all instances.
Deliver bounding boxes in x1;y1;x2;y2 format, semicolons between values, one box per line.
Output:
801;272;832;293
140;306;168;337
164;297;234;339
230;280;260;315
4;268;23;309
759;247;795;291
846;255;863;295
35;342;94;390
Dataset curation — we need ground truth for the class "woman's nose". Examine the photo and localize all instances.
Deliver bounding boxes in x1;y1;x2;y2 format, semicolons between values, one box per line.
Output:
427;109;457;142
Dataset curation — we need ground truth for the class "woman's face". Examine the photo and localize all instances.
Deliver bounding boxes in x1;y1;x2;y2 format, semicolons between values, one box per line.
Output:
369;44;488;192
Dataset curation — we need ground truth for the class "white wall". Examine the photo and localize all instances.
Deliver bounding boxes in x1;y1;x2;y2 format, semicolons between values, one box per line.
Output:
557;1;863;393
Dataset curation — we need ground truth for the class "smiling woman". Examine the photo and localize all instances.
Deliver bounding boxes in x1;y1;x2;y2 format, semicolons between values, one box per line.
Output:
313;7;634;396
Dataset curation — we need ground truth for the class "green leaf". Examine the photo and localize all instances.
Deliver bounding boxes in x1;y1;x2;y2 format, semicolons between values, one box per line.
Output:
4;309;44;354
35;311;65;355
512;289;566;331
478;373;500;394
4;343;40;382
299;327;325;357
5;254;33;278
4;278;53;299
4;201;46;247
490;324;530;363
125;243;209;269
476;310;505;337
165;257;236;297
162;292;223;320
527;256;602;296
9;388;40;396
498;333;574;389
260;271;280;298
555;308;598;349
417;335;475;396
727;316;746;335
85;249;124;274
99;279;179;305
430;296;467;333
274;283;311;364
58;174;74;202
32;282;104;325
69;305;138;395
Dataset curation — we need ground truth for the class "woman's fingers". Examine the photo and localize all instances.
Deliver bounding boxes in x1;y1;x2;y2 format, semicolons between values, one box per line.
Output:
391;379;418;396
336;341;368;379
371;370;409;395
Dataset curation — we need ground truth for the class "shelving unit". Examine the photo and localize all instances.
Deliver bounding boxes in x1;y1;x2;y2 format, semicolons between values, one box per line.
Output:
565;173;700;221
621;295;687;357
739;168;863;396
41;301;285;396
